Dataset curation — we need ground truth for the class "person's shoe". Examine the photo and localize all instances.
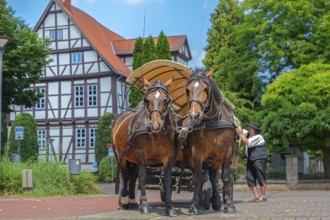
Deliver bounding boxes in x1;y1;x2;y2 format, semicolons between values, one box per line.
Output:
247;197;260;203
260;197;267;202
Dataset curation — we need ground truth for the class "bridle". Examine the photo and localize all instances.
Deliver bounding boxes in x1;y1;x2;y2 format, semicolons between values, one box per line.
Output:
185;73;212;115
143;81;172;128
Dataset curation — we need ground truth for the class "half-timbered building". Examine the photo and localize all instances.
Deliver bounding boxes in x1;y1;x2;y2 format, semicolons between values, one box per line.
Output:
8;0;192;169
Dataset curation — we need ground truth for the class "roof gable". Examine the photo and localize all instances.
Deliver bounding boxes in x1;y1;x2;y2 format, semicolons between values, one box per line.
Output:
112;36;192;60
35;0;131;77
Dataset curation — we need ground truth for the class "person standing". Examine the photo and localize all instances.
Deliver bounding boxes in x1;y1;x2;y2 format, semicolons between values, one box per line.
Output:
236;123;267;202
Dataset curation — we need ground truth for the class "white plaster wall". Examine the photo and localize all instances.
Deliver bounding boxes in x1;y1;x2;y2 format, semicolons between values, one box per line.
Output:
87;108;98;117
57;12;68;26
61;81;71;94
100;62;110;72
100;77;111;92
84;51;97;62
48;82;59;95
59;53;70;65
70;26;81;39
35;111;46;119
58;41;69;50
74;109;84;117
44;14;55;27
82;39;90;47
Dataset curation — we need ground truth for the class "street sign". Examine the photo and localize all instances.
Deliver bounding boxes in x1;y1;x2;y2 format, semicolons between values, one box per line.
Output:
15;126;24;140
108;147;114;157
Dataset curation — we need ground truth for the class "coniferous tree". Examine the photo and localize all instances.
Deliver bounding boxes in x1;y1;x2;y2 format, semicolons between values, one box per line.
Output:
142;35;157;63
95;112;115;165
156;31;172;60
129;37;144;108
8;113;38;162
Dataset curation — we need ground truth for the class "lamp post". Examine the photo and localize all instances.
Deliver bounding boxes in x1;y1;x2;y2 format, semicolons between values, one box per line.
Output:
0;36;12;162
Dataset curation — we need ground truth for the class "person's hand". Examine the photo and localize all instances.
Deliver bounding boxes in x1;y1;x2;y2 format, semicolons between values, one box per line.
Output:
236;127;243;135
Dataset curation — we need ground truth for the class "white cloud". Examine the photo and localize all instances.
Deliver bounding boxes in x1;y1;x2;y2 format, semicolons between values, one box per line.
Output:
123;0;164;6
197;52;206;68
191;50;205;68
203;0;210;9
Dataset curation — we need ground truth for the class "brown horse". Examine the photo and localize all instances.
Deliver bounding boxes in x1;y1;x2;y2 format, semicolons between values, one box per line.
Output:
111;78;180;216
184;71;238;214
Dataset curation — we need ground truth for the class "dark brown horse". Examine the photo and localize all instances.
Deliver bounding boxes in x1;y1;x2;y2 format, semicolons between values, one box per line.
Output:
111;78;179;216
184;71;238;214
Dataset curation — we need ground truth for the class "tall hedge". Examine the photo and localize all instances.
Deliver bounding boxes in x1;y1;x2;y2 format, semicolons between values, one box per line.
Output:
95;112;115;165
9;113;38;162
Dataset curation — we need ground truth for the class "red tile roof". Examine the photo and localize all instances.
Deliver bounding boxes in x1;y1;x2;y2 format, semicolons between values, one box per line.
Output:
36;0;190;77
55;0;131;77
112;36;188;56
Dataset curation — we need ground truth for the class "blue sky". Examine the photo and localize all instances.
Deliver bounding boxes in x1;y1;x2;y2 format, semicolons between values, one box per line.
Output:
6;0;218;68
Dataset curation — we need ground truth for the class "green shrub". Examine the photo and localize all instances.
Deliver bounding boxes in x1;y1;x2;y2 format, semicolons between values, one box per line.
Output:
69;171;101;194
97;156;117;182
29;161;70;196
95;112;115;165
0;157;25;195
8;113;38;162
0;158;101;196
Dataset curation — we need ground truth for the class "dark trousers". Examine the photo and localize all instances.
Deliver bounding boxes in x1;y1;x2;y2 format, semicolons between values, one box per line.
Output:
246;158;267;187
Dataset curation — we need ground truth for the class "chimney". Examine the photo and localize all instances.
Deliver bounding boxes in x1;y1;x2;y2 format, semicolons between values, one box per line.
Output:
64;0;71;11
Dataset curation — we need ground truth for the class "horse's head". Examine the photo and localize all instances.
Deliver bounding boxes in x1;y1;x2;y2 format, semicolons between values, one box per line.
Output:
186;71;213;124
143;78;172;132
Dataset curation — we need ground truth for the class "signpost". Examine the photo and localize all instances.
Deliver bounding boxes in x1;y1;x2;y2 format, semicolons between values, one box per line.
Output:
108;147;114;182
15;126;24;163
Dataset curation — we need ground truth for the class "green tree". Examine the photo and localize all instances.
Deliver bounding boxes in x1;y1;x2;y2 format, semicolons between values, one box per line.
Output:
142;35;157;63
95;112;115;165
261;63;330;178
129;37;144;108
0;0;50;113
156;31;172;60
242;0;330;81
8;113;38;162
204;0;261;123
129;34;164;108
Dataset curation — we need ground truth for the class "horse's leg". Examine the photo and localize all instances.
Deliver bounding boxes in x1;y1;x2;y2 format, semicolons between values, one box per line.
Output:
128;162;139;210
136;151;149;214
190;158;204;215
209;166;222;211
119;164;130;209
222;160;236;213
162;149;180;217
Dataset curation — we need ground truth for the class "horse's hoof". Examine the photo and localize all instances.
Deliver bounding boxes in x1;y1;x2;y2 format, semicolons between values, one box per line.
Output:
119;196;130;209
189;206;204;215
210;196;221;211
140;206;150;214
121;203;130;210
165;208;177;217
129;202;139;210
224;206;236;213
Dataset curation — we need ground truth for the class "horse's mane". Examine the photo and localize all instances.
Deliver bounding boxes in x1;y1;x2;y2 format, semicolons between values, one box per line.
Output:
189;71;222;104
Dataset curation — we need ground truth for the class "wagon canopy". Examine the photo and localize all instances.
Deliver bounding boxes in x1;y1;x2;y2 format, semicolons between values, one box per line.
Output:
126;60;191;116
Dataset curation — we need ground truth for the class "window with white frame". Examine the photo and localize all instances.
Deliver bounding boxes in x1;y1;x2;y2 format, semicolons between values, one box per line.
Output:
57;29;63;40
36;88;46;109
74;85;84;107
88;85;97;106
72;52;82;64
38;130;46;149
89;128;97;148
49;30;56;41
76;128;86;148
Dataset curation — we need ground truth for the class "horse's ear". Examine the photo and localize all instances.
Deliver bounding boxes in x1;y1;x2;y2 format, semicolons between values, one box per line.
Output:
206;70;213;79
143;78;151;87
164;77;173;87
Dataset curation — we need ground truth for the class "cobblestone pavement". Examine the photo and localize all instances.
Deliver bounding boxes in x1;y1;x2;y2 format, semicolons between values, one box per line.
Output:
0;183;330;219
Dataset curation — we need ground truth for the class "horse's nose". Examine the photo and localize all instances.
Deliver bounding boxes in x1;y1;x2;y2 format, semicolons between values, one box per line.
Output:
190;111;200;121
152;121;161;131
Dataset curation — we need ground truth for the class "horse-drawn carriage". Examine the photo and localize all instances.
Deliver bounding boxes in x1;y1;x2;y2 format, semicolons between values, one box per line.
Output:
111;60;240;216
